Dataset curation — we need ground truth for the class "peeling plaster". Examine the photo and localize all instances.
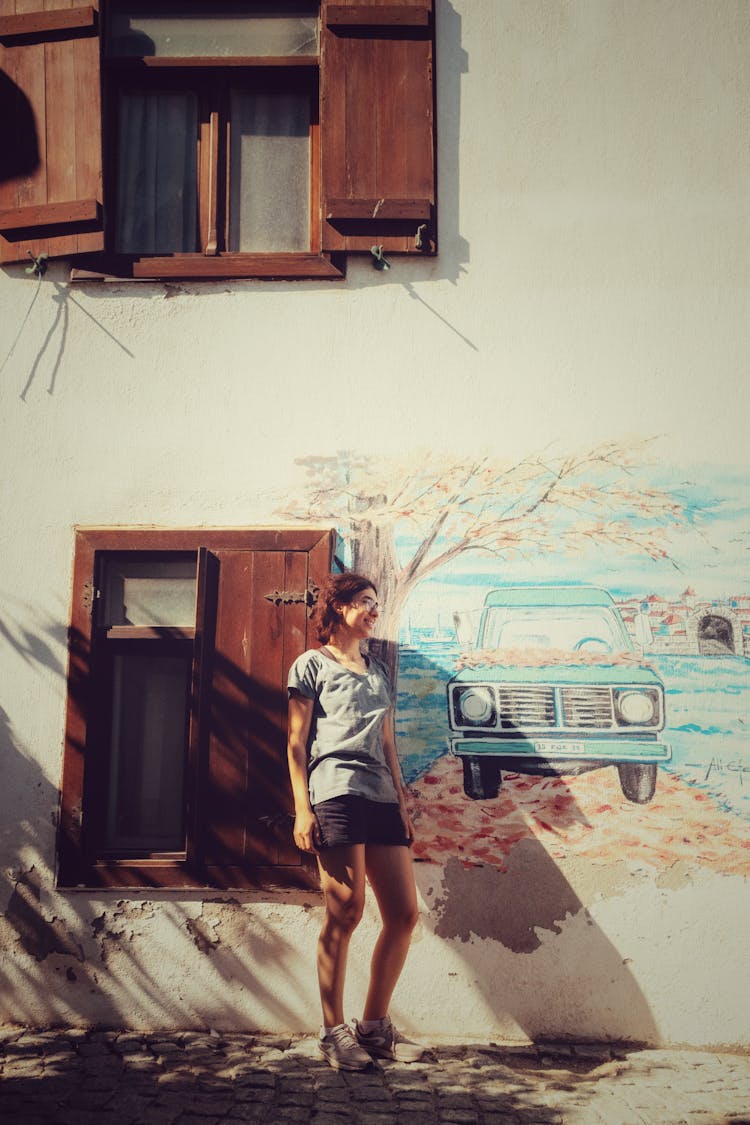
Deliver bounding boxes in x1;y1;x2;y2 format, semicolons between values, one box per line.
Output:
92;900;156;962
655;860;701;891
5;867;84;963
186;914;221;955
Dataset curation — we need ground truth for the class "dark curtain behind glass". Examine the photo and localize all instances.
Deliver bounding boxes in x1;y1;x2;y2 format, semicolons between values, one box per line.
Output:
116;91;199;254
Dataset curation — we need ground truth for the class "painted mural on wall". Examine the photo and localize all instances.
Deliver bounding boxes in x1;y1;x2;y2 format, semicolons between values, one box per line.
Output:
280;443;750;878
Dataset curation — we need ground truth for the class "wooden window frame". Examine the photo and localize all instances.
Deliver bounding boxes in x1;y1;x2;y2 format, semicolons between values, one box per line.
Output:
95;52;338;281
0;0;437;278
59;527;334;890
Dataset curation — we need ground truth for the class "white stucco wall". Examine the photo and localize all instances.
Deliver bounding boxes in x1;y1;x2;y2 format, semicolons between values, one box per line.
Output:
1;0;749;1045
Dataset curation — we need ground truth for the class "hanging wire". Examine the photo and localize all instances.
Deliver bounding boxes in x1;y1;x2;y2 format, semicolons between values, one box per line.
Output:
0;270;43;378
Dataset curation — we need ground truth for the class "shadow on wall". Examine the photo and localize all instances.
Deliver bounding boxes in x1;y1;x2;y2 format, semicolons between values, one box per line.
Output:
0;279;137;402
398;648;661;1044
0;613;318;1031
0;72;39;182
434;0;470;285
423;843;660;1044
2;612;659;1039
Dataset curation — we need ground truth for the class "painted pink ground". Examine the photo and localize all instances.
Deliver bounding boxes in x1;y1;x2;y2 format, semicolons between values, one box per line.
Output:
408;756;750;875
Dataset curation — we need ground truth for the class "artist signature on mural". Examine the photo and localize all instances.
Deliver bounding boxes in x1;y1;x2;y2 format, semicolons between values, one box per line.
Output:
696;757;750;786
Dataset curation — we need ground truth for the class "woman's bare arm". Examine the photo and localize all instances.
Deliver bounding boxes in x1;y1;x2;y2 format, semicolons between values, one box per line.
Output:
287;691;319;852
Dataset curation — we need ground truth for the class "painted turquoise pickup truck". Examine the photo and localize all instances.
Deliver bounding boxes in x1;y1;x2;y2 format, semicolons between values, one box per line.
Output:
447;586;671;804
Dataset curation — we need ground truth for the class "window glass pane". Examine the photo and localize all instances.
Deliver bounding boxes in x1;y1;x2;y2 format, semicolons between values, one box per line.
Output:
108;1;318;58
99;555;197;627
115;91;198;254
229;91;310;252
105;653;190;851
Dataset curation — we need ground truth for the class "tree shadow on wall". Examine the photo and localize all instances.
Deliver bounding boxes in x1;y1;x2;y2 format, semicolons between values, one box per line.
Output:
0;613;316;1032
396;645;661;1045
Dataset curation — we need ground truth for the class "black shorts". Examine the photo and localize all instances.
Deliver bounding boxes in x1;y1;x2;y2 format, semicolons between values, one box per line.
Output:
313;795;410;849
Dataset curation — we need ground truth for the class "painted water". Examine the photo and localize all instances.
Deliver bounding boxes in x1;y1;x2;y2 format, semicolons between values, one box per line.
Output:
395;643;750;822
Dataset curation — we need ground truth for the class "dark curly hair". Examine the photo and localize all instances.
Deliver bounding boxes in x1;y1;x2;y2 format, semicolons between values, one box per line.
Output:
312;571;377;644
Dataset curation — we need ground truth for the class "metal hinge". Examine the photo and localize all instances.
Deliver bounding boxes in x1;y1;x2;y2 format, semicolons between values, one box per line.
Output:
264;585;318;608
82;582;100;615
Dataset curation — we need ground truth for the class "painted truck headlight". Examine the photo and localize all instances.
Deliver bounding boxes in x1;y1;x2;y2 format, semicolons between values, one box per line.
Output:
455;686;496;727
614;688;660;726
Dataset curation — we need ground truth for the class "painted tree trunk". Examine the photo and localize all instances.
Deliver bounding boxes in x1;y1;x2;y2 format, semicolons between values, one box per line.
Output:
350;519;409;687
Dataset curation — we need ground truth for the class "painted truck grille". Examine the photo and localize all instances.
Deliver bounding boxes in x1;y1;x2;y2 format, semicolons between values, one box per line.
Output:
497;686;556;729
560;686;615;728
492;686;615;730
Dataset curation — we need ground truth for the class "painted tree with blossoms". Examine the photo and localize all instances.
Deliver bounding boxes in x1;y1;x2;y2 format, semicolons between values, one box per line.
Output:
278;442;691;681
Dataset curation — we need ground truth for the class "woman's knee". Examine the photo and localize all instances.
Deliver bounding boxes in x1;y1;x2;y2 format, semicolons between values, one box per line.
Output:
383;900;419;935
324;891;365;936
401;902;420;934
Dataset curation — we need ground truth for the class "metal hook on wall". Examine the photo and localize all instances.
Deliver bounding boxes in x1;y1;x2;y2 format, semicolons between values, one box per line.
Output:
370;244;391;270
25;250;48;278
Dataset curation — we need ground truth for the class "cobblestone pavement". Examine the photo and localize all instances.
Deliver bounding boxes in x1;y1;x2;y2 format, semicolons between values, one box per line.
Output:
1;1027;749;1125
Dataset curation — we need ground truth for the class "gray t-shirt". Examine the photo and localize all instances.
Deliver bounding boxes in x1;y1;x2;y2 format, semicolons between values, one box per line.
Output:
287;648;399;806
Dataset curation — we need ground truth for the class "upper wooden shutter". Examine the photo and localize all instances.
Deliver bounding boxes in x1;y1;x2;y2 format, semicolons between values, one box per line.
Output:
321;0;436;255
0;2;103;265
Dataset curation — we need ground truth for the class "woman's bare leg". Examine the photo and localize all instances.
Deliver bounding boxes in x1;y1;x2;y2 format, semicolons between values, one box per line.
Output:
361;845;419;1021
316;845;366;1027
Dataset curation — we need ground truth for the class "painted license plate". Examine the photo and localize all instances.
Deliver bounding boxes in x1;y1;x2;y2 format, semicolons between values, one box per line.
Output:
535;740;586;755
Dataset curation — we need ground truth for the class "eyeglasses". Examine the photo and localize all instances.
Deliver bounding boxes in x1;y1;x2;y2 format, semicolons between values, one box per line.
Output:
357;596;380;611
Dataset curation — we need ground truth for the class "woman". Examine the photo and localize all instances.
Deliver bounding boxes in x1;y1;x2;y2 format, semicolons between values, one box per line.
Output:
287;571;423;1071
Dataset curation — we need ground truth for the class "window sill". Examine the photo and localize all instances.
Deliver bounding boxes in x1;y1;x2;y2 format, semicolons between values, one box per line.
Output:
57;862;320;891
70;252;345;282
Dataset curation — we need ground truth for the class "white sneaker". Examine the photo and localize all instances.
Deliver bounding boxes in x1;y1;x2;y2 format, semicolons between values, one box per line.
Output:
353;1017;425;1063
319;1024;372;1071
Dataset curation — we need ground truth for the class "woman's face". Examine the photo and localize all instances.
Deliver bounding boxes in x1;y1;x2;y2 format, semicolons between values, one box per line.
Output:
337;587;379;638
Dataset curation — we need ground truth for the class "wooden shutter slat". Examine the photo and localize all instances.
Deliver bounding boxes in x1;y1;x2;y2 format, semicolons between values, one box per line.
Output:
273;549;312;866
244;550;297;868
326;4;430;28
0;16;45;262
41;25;76;257
0;198;98;230
206;549;253;867
321;0;436;255
326;198;431;220
129;253;344;280
73;20;101;253
0;5;95;40
187;548;219;874
0;0;103;264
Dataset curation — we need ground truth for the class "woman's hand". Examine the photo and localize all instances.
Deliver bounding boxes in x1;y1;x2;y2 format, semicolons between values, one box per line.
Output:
398;793;415;845
382;710;415;844
293;808;320;853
